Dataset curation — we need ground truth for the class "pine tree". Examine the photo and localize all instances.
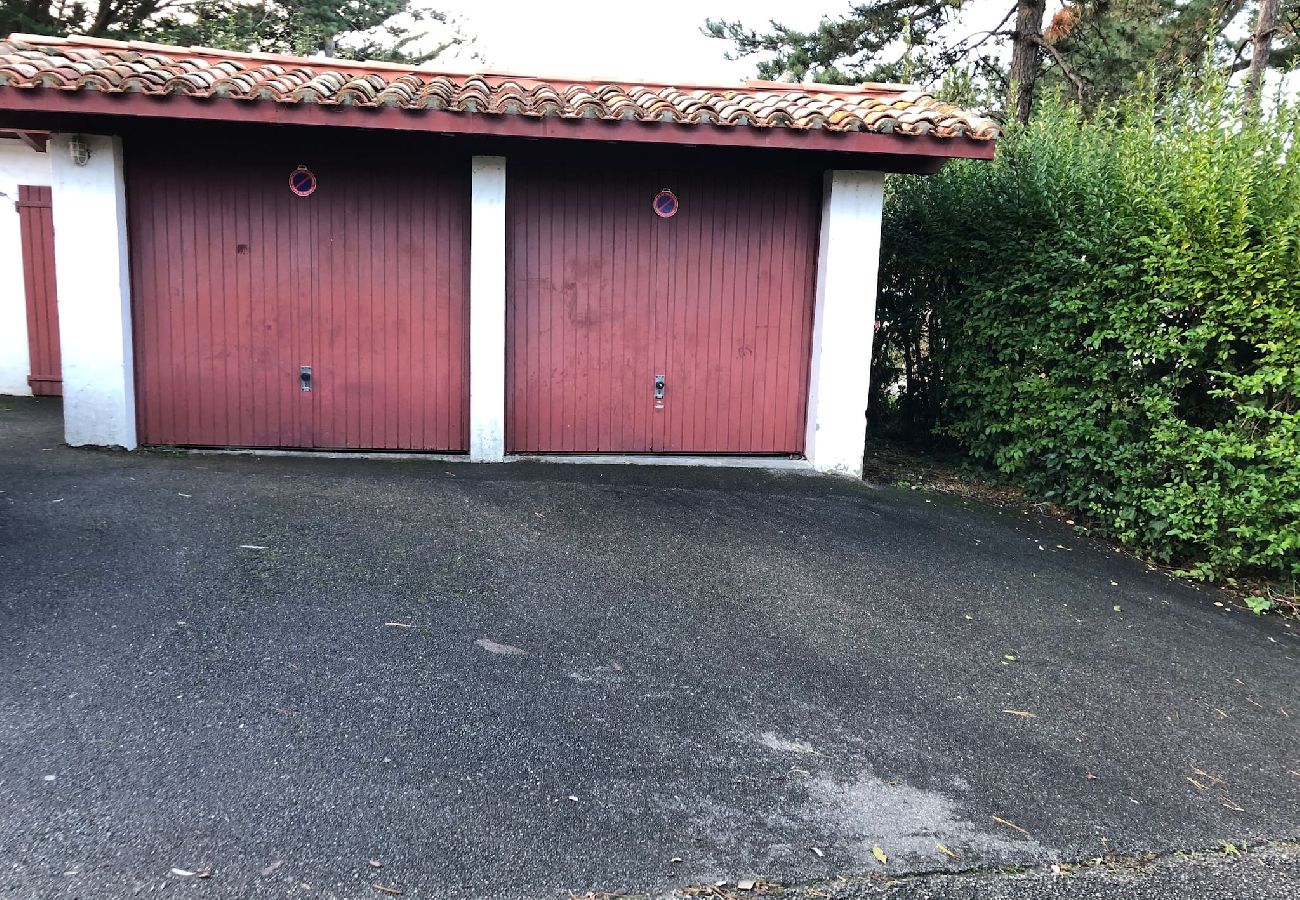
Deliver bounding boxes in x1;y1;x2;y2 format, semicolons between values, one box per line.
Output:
0;0;470;63
706;1;1299;118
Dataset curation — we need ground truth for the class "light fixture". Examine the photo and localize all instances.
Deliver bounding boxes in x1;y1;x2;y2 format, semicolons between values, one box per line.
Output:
67;135;91;166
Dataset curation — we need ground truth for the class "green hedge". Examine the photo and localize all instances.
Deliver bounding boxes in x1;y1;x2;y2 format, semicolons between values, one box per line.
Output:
875;85;1300;585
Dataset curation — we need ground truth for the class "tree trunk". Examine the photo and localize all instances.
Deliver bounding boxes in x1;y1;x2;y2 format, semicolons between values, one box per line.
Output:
1244;0;1280;112
1007;0;1047;124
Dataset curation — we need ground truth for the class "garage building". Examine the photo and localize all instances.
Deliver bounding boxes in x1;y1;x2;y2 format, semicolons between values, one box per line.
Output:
0;34;997;476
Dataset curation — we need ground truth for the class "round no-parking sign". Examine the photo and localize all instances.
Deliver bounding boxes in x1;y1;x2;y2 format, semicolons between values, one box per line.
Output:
289;165;317;197
653;189;678;218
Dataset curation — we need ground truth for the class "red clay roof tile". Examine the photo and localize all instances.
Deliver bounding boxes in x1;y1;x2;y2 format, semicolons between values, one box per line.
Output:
0;34;1000;143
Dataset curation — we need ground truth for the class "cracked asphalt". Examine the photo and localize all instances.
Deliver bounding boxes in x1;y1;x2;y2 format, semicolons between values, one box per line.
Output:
0;396;1297;899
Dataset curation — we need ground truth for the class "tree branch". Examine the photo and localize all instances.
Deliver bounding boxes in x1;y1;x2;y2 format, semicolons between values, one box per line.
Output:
1034;33;1084;101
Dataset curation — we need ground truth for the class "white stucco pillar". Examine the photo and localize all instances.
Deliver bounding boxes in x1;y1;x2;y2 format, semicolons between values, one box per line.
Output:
48;134;136;449
469;155;506;462
805;170;885;477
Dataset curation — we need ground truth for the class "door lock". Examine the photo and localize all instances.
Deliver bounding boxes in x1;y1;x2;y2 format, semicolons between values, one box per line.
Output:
300;365;312;392
654;374;665;400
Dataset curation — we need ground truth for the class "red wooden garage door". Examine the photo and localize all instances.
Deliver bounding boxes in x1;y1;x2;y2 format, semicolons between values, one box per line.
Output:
128;139;469;451
506;160;820;454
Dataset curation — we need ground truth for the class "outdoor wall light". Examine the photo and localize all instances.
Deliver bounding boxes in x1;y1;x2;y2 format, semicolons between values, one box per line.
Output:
67;135;91;167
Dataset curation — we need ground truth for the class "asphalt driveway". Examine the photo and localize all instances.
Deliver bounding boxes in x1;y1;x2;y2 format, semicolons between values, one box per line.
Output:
0;396;1296;899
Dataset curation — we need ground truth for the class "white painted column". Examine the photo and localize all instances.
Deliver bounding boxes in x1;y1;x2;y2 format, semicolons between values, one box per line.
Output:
48;134;136;449
469;156;506;462
805;170;885;477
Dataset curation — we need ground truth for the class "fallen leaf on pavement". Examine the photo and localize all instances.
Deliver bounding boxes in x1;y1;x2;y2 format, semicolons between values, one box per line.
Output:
259;860;284;877
810;846;825;858
368;860;383;869
474;638;528;656
171;868;211;879
1002;709;1037;718
991;815;1031;837
936;843;958;859
871;845;888;865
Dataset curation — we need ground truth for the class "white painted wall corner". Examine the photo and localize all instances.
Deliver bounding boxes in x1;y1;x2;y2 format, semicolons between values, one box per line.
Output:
48;133;137;449
805;170;886;478
0;140;53;396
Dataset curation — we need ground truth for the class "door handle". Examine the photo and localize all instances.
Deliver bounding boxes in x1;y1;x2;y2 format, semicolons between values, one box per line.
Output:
300;365;312;392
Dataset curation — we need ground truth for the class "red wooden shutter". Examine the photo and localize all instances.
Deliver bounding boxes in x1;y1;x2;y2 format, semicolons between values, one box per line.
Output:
17;184;61;396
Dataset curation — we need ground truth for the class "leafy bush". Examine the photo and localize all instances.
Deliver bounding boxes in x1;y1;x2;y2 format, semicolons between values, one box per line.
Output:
875;82;1300;584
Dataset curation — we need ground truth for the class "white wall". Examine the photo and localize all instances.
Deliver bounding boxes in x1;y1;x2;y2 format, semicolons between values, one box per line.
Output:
805;170;886;478
48;134;136;449
0;140;53;395
469;156;507;462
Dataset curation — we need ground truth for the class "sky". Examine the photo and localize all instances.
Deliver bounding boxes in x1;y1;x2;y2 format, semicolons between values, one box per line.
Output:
431;0;837;83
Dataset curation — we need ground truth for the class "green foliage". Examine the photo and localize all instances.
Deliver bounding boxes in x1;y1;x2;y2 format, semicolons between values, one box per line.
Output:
1040;0;1239;107
0;1;466;63
704;1;1004;88
877;80;1300;584
704;2;1297;116
1245;595;1275;614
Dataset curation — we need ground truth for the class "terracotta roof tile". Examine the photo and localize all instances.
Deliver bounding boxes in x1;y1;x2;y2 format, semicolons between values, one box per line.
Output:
0;34;1001;141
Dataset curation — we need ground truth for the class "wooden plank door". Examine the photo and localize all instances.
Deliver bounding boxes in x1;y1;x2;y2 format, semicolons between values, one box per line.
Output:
128;136;470;451
17;185;61;396
309;160;470;451
505;160;820;454
129;152;314;448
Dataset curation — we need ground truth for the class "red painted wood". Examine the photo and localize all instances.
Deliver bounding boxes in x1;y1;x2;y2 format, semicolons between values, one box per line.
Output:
506;160;820;454
128;136;469;450
17;184;61;396
0;89;996;163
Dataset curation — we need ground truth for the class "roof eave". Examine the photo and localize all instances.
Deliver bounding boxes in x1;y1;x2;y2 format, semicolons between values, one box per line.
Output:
0;87;997;161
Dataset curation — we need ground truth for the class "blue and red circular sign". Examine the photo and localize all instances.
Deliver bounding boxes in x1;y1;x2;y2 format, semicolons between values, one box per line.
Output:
653;189;678;218
289;165;317;197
